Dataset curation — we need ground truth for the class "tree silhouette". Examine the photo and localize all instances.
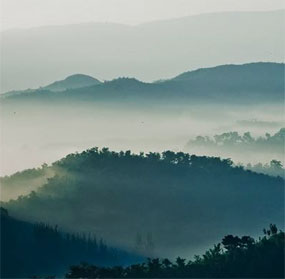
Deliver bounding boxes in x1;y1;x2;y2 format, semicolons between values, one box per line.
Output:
66;225;285;278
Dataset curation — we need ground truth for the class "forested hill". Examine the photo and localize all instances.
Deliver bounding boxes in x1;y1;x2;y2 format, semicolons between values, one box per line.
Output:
3;148;284;257
0;207;141;278
1;63;284;104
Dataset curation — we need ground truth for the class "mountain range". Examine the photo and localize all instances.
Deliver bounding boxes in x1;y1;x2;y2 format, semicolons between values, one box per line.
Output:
1;10;284;92
2;62;284;104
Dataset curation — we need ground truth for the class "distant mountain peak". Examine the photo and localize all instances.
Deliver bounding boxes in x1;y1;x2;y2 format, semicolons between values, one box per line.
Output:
64;74;98;82
44;74;101;92
172;62;285;81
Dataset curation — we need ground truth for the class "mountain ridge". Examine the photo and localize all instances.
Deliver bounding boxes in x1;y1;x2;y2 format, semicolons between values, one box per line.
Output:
2;62;284;104
2;10;284;92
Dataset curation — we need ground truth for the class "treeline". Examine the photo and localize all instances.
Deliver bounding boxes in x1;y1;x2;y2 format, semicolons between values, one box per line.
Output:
0;208;141;278
185;128;285;177
188;128;285;146
66;225;285;278
187;128;284;151
245;160;284;178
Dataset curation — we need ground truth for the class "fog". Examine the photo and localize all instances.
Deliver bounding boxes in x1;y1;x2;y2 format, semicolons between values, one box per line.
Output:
1;99;284;259
1;101;283;176
2;0;284;30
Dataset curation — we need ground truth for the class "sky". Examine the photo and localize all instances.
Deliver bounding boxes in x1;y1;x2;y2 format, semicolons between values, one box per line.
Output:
1;0;284;31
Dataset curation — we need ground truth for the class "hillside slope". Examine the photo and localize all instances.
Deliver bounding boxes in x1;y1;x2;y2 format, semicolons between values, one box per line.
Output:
0;208;140;278
3;148;284;257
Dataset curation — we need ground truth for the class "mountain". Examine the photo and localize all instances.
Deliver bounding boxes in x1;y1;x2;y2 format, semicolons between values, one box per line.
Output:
2;62;284;104
0;207;141;278
3;148;284;258
44;74;101;92
1;10;284;92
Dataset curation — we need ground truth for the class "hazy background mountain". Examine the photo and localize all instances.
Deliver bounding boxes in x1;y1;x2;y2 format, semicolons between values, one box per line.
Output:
44;74;101;92
1;65;284;176
1;10;284;93
2;63;284;104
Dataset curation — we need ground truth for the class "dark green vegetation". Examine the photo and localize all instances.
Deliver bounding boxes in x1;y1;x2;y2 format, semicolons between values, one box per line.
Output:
66;225;285;278
0;208;141;278
2;63;284;104
3;148;284;257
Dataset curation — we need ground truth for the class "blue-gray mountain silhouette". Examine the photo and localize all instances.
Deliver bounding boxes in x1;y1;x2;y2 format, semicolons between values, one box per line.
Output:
2;62;284;104
1;10;284;92
44;74;101;92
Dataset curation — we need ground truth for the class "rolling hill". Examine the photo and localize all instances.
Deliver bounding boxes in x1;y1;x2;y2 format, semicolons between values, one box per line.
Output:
3;148;284;258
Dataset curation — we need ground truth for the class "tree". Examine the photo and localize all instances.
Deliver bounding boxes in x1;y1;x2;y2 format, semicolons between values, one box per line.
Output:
270;160;283;169
222;235;241;251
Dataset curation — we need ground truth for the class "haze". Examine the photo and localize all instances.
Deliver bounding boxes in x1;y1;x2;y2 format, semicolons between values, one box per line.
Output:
1;0;284;31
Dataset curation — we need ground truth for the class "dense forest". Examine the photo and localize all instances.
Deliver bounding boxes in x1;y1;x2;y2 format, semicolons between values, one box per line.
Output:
66;225;285;278
0;208;141;278
3;148;284;258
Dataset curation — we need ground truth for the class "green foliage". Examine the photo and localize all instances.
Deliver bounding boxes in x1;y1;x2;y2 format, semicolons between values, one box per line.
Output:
66;226;285;278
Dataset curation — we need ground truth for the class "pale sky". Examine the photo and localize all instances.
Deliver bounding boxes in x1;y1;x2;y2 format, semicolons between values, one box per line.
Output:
1;0;284;31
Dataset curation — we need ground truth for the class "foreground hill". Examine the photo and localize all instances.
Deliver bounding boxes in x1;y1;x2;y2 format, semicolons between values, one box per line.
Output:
0;208;140;278
1;10;284;92
2;63;284;104
3;148;284;257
